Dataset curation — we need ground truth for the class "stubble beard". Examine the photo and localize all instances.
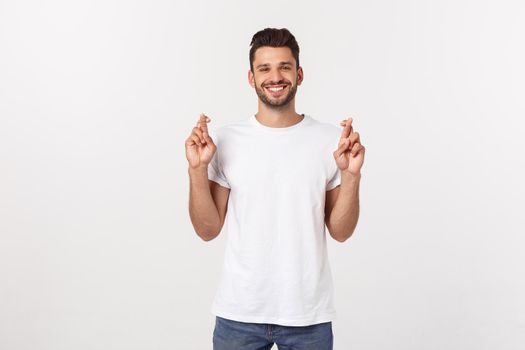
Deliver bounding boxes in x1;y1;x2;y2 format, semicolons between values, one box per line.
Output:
255;79;298;109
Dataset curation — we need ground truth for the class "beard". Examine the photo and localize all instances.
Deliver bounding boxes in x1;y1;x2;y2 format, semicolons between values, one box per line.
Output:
254;79;298;109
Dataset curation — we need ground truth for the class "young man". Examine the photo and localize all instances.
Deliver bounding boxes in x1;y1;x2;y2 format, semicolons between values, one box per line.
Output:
186;28;365;350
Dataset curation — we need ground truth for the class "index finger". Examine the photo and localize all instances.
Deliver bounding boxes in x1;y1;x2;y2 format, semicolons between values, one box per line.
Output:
197;113;210;132
340;117;353;140
195;114;208;128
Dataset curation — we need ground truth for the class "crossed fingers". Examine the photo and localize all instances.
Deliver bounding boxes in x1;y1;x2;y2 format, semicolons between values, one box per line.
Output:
192;113;210;145
338;117;362;157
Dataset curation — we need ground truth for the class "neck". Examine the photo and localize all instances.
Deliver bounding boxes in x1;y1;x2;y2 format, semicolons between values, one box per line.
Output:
255;100;303;128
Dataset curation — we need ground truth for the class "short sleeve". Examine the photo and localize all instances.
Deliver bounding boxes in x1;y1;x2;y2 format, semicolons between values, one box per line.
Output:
207;131;231;189
326;125;342;191
326;167;341;191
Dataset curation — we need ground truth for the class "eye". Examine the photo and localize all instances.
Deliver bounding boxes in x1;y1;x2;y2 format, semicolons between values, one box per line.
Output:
281;66;291;70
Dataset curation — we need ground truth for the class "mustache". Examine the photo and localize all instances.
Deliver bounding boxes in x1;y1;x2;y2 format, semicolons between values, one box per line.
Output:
263;80;290;87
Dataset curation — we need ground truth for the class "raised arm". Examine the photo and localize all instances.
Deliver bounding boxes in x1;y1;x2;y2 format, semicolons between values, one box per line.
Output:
186;114;230;241
326;117;365;242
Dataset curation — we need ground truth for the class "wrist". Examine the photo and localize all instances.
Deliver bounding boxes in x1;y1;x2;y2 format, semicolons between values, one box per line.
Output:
341;169;361;181
188;164;208;174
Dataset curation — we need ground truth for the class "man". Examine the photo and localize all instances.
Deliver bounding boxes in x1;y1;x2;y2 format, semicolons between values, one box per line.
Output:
186;28;365;350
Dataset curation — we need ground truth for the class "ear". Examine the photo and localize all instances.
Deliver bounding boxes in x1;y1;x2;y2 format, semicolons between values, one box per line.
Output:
297;66;304;86
248;69;255;88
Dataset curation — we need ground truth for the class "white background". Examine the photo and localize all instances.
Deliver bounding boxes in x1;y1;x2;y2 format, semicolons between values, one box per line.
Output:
1;0;524;349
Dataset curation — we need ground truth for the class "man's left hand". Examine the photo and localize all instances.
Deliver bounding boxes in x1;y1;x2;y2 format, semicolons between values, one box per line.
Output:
333;117;365;175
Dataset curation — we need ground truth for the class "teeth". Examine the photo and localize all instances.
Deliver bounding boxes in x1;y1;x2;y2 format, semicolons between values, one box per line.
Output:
268;86;284;92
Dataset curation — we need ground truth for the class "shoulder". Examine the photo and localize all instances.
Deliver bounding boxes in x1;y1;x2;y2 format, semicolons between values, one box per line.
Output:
208;117;250;141
305;115;341;140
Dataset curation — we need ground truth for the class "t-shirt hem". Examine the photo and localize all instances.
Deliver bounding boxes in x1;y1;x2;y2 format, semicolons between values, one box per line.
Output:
210;306;337;327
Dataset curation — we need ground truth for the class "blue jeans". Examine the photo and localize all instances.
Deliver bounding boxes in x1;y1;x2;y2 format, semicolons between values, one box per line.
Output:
213;316;334;350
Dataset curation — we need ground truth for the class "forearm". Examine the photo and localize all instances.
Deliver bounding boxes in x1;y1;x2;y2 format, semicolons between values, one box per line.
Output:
327;171;361;242
188;165;221;240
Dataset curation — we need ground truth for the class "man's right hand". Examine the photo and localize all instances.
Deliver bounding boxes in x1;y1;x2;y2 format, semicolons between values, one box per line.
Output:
185;113;216;169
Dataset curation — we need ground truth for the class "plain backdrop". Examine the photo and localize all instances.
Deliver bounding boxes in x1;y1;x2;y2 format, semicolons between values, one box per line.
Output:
1;0;524;349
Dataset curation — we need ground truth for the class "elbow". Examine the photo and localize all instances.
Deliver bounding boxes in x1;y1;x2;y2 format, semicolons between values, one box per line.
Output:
195;223;224;242
200;234;217;242
334;232;353;243
327;224;355;243
189;215;222;242
196;227;220;242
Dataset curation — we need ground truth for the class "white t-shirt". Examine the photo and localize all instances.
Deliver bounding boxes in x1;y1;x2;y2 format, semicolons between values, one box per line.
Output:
207;114;342;326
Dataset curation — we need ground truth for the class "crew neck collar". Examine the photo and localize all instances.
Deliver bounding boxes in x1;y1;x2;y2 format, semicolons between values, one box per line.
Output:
250;114;309;132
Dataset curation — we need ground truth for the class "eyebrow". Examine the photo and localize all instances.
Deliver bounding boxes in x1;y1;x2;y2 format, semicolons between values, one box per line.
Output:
255;61;294;69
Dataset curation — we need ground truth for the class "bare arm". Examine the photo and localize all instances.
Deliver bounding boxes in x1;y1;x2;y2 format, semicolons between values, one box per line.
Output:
325;172;361;242
188;165;230;241
326;116;365;242
186;113;230;241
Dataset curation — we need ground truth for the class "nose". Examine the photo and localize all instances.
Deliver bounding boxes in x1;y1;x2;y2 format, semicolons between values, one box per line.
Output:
268;68;285;84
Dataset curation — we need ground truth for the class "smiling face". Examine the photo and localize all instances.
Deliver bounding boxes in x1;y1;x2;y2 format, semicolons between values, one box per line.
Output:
248;46;304;109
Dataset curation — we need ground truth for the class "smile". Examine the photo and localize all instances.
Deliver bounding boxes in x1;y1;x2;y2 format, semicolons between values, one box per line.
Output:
265;85;288;94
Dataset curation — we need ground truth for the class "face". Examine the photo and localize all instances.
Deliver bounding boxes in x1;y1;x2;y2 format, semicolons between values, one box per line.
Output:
248;46;304;109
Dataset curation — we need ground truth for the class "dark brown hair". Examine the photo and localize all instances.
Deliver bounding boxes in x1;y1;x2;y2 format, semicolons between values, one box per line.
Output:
249;28;300;72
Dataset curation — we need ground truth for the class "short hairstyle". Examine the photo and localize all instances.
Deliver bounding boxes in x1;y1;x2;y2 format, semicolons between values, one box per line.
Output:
249;28;300;72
